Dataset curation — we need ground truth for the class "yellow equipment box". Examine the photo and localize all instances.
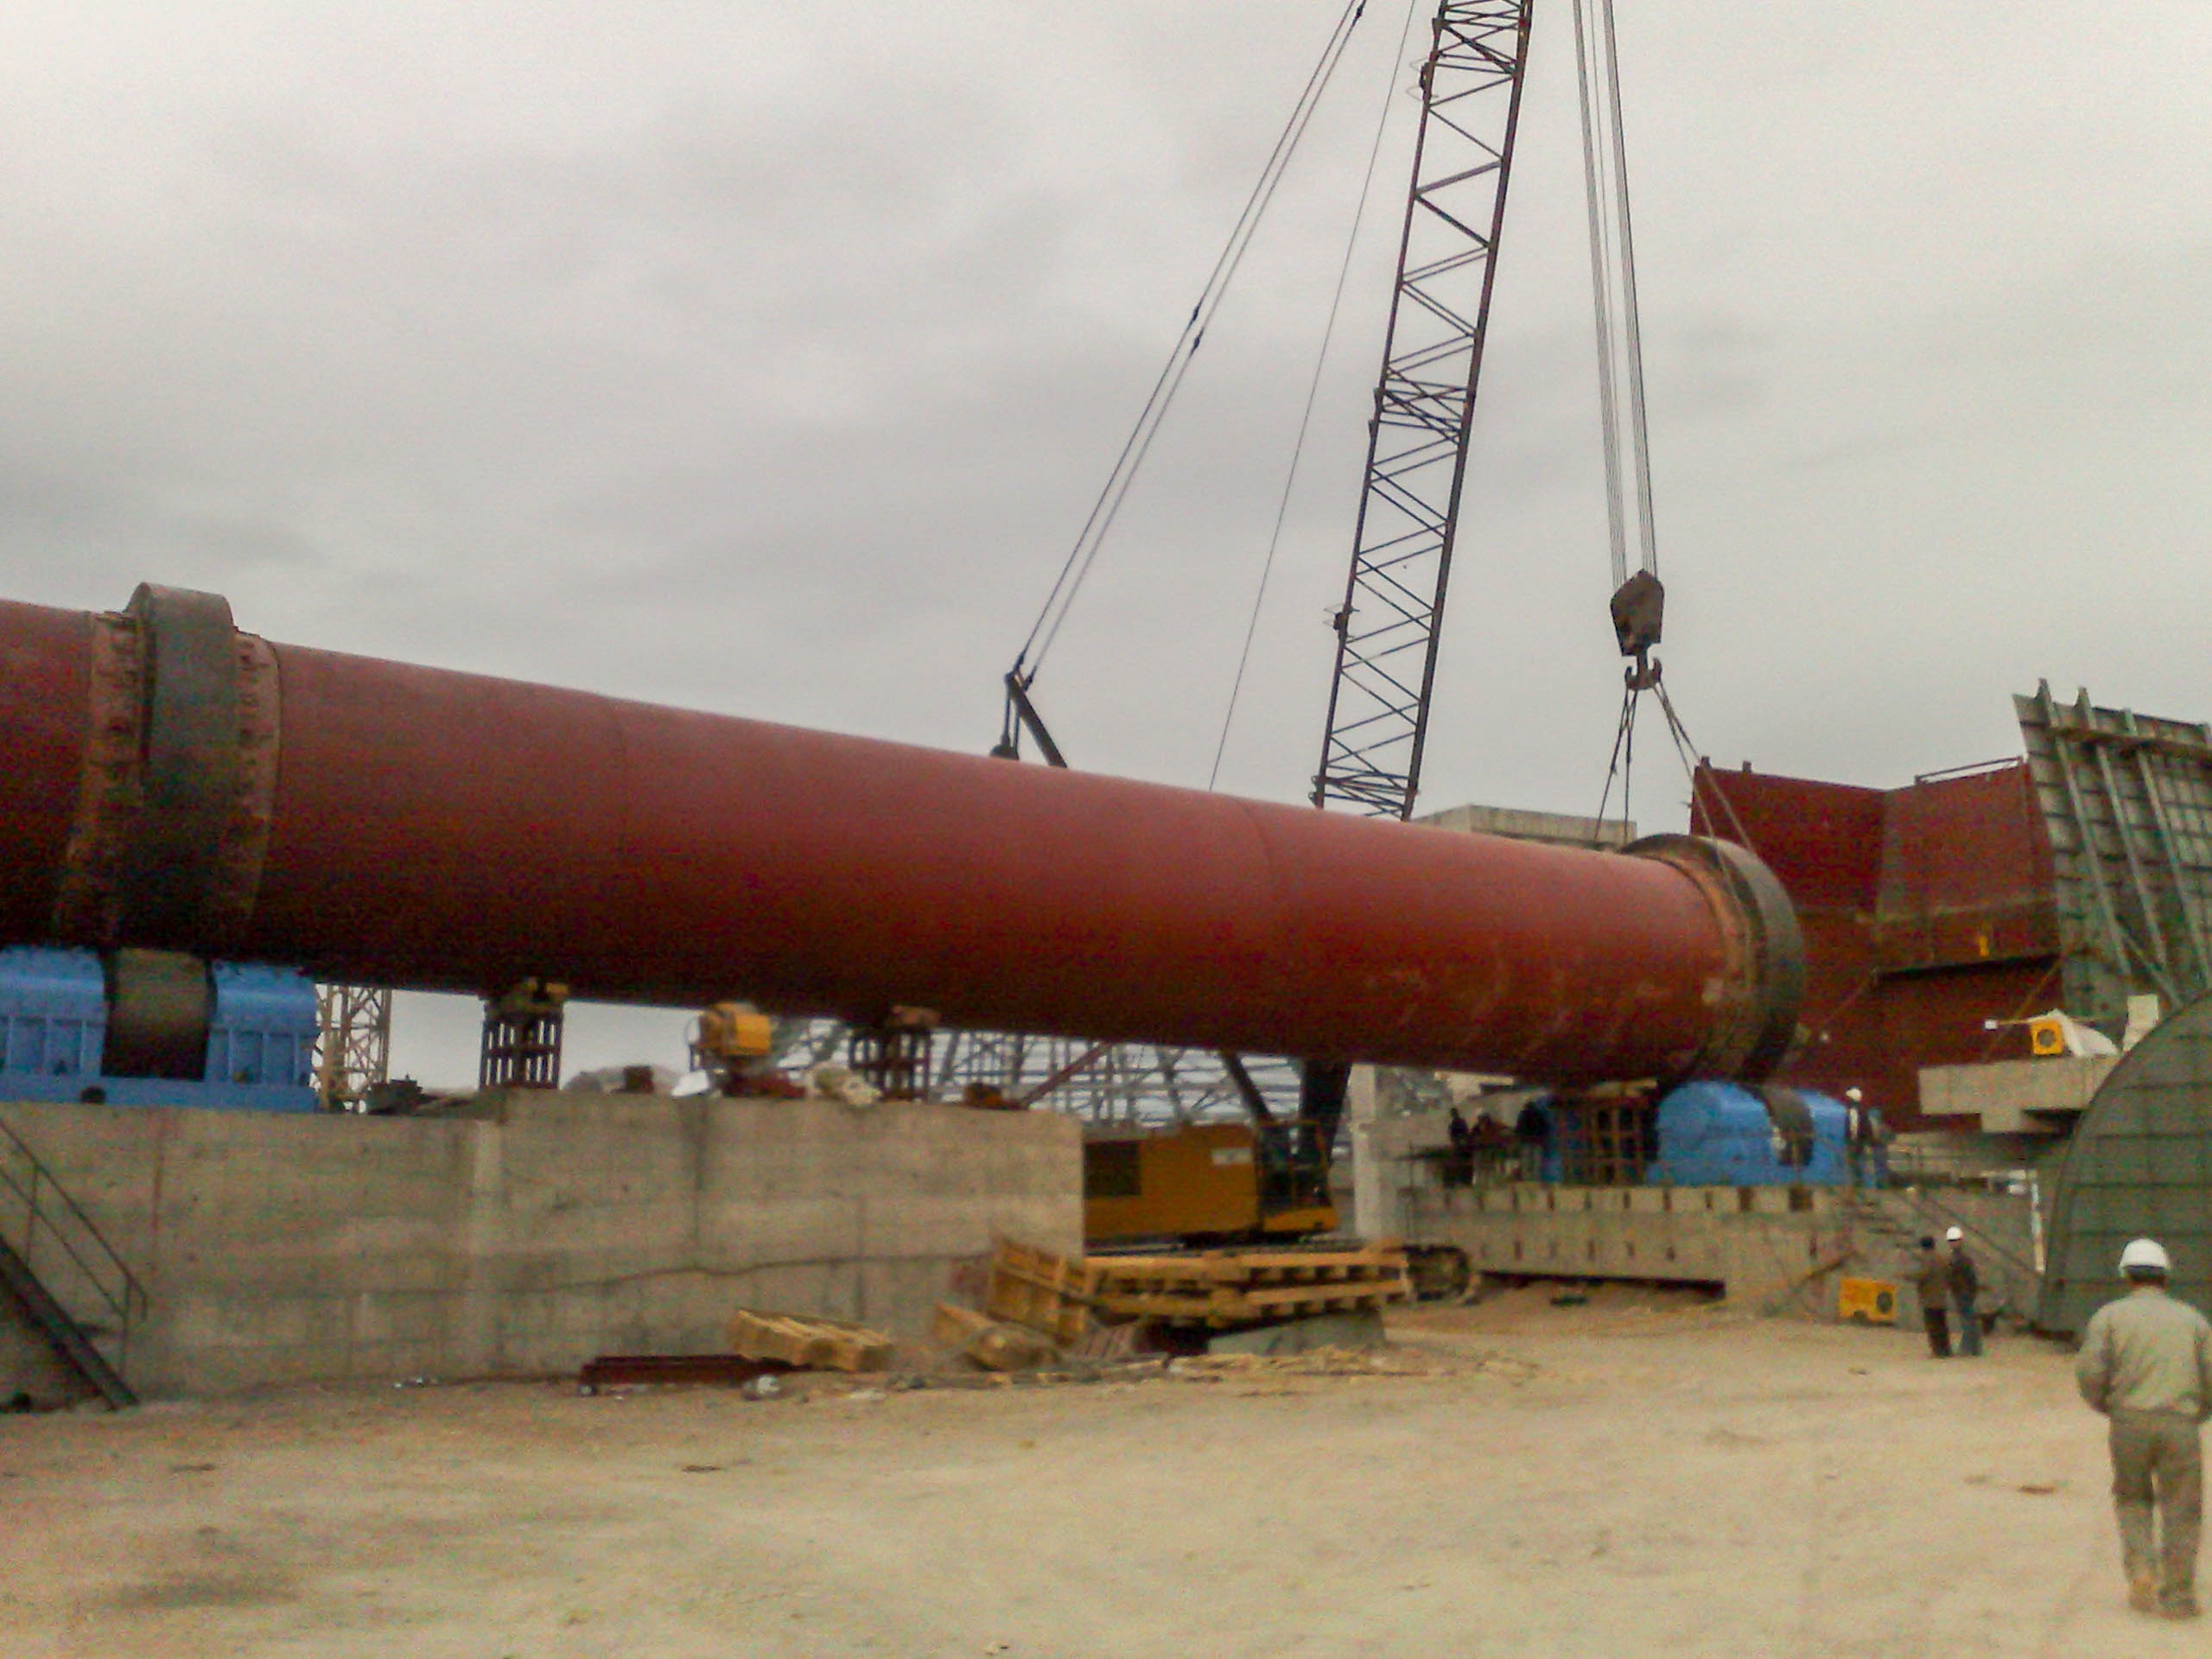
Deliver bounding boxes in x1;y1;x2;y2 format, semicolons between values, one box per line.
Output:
1839;1276;1899;1324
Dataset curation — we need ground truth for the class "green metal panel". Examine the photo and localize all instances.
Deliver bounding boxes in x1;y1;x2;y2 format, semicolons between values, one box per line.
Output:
2016;684;2212;1032
2041;990;2212;1337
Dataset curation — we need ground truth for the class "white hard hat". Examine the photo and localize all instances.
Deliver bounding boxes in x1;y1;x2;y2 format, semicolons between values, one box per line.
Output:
1944;1226;1963;1243
1845;1087;1863;1102
2120;1237;2172;1274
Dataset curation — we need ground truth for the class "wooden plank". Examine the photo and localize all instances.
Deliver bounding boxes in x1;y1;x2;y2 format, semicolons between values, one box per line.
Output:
1230;1282;1408;1313
727;1308;895;1373
931;1301;1061;1372
1085;1244;1411;1327
984;1235;1100;1344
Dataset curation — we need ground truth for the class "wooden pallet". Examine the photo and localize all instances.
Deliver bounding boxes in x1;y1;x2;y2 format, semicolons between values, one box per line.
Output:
1087;1245;1412;1328
984;1235;1101;1344
726;1309;895;1373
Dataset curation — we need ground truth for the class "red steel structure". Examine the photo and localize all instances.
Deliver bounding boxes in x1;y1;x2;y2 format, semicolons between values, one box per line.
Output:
1693;760;2062;1128
3;586;1802;1089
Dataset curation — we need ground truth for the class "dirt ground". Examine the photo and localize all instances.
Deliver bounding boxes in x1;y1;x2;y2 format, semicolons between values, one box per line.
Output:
0;1287;2200;1658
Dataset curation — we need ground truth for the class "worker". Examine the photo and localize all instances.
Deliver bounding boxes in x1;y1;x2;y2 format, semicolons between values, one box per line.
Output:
1909;1236;1951;1358
1843;1087;1881;1188
1947;1227;1983;1357
2075;1236;2212;1618
1446;1106;1474;1187
1512;1099;1548;1181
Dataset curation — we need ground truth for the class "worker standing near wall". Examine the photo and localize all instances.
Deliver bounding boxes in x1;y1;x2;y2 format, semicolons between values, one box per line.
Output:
1946;1228;1983;1357
1910;1236;1952;1358
2075;1237;2212;1619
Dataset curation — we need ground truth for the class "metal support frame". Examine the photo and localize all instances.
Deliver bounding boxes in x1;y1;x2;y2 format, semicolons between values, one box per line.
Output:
1313;0;1535;819
925;1027;1306;1127
315;983;392;1111
480;979;567;1090
2018;683;2212;1027
847;1016;935;1102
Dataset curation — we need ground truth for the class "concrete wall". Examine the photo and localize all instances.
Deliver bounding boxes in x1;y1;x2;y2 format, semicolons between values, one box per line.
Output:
1410;1182;1850;1307
1919;1056;2115;1135
0;1092;1080;1402
1405;1181;2039;1321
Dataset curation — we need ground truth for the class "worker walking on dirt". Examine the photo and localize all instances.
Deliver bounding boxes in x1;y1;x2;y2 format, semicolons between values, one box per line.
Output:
1946;1227;1983;1357
2076;1236;2212;1619
1910;1236;1951;1357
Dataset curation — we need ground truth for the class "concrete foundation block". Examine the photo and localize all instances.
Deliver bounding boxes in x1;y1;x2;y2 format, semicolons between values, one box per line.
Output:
0;1093;1079;1400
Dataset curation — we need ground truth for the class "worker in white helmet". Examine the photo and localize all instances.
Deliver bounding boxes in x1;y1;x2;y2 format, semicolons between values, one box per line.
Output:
2076;1237;2212;1618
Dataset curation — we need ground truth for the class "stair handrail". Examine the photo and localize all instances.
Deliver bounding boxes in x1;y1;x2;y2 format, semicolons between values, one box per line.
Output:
0;1114;149;1354
1853;1183;2040;1298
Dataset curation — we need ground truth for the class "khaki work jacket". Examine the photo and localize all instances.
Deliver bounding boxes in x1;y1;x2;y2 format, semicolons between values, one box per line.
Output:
2076;1286;2212;1420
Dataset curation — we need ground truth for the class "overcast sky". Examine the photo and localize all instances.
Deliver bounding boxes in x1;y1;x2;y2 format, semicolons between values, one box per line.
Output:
6;3;2209;1083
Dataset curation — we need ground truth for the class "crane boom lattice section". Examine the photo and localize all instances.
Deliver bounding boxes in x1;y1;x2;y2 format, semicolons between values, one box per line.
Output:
1313;0;1534;819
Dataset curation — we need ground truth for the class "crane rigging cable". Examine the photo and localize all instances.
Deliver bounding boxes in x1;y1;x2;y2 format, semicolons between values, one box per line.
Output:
1573;0;1658;593
1567;0;1749;853
1208;0;1427;792
1005;0;1370;721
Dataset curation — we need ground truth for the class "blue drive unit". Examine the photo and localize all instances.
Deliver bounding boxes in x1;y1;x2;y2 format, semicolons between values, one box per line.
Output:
1645;1080;1849;1187
0;946;320;1112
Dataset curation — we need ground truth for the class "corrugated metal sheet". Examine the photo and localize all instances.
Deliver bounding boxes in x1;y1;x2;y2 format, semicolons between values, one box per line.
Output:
2017;683;2212;1028
2040;989;2212;1337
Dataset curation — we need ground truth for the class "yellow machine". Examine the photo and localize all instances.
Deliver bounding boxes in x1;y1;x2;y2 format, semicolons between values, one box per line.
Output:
689;1001;782;1095
1838;1276;1898;1324
1083;1121;1336;1247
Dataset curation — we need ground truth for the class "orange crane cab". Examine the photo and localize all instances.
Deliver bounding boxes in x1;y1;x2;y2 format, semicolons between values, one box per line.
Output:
1082;1120;1337;1248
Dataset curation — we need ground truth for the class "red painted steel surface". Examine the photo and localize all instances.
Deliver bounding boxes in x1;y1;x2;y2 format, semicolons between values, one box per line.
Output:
1872;765;2057;972
0;595;1783;1084
1694;762;2062;1126
0;602;93;943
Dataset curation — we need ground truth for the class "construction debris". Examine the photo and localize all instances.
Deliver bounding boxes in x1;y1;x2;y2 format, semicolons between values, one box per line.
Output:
931;1302;1062;1372
577;1354;791;1393
1161;1346;1522;1382
727;1310;896;1374
1206;1308;1384;1357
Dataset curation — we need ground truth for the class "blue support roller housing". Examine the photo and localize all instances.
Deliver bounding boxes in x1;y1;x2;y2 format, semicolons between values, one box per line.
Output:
0;946;319;1111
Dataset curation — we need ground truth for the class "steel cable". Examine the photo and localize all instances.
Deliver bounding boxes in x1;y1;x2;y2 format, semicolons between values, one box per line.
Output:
1015;0;1370;685
1208;0;1426;791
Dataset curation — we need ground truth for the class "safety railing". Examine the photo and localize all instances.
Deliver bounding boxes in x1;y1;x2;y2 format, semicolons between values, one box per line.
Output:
1847;1180;2043;1319
0;1113;148;1380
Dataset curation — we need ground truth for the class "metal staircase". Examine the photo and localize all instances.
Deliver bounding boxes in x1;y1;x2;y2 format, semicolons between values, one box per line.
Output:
1841;1185;2041;1324
0;1115;145;1409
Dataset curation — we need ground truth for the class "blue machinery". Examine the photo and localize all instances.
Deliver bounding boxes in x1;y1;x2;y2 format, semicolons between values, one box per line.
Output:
1535;1081;1856;1187
0;946;318;1112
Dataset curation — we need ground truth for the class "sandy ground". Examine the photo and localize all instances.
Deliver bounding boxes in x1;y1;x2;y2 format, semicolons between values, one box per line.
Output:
0;1287;2200;1658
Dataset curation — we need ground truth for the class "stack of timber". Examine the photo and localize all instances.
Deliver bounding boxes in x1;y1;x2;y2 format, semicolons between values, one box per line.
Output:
984;1233;1100;1345
1088;1244;1411;1329
727;1309;895;1373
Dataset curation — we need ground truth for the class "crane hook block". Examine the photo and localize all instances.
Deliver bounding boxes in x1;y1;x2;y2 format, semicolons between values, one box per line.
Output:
1610;570;1664;658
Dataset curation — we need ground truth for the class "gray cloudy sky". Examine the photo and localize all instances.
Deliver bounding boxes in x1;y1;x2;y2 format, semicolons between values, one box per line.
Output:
6;3;2209;1083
